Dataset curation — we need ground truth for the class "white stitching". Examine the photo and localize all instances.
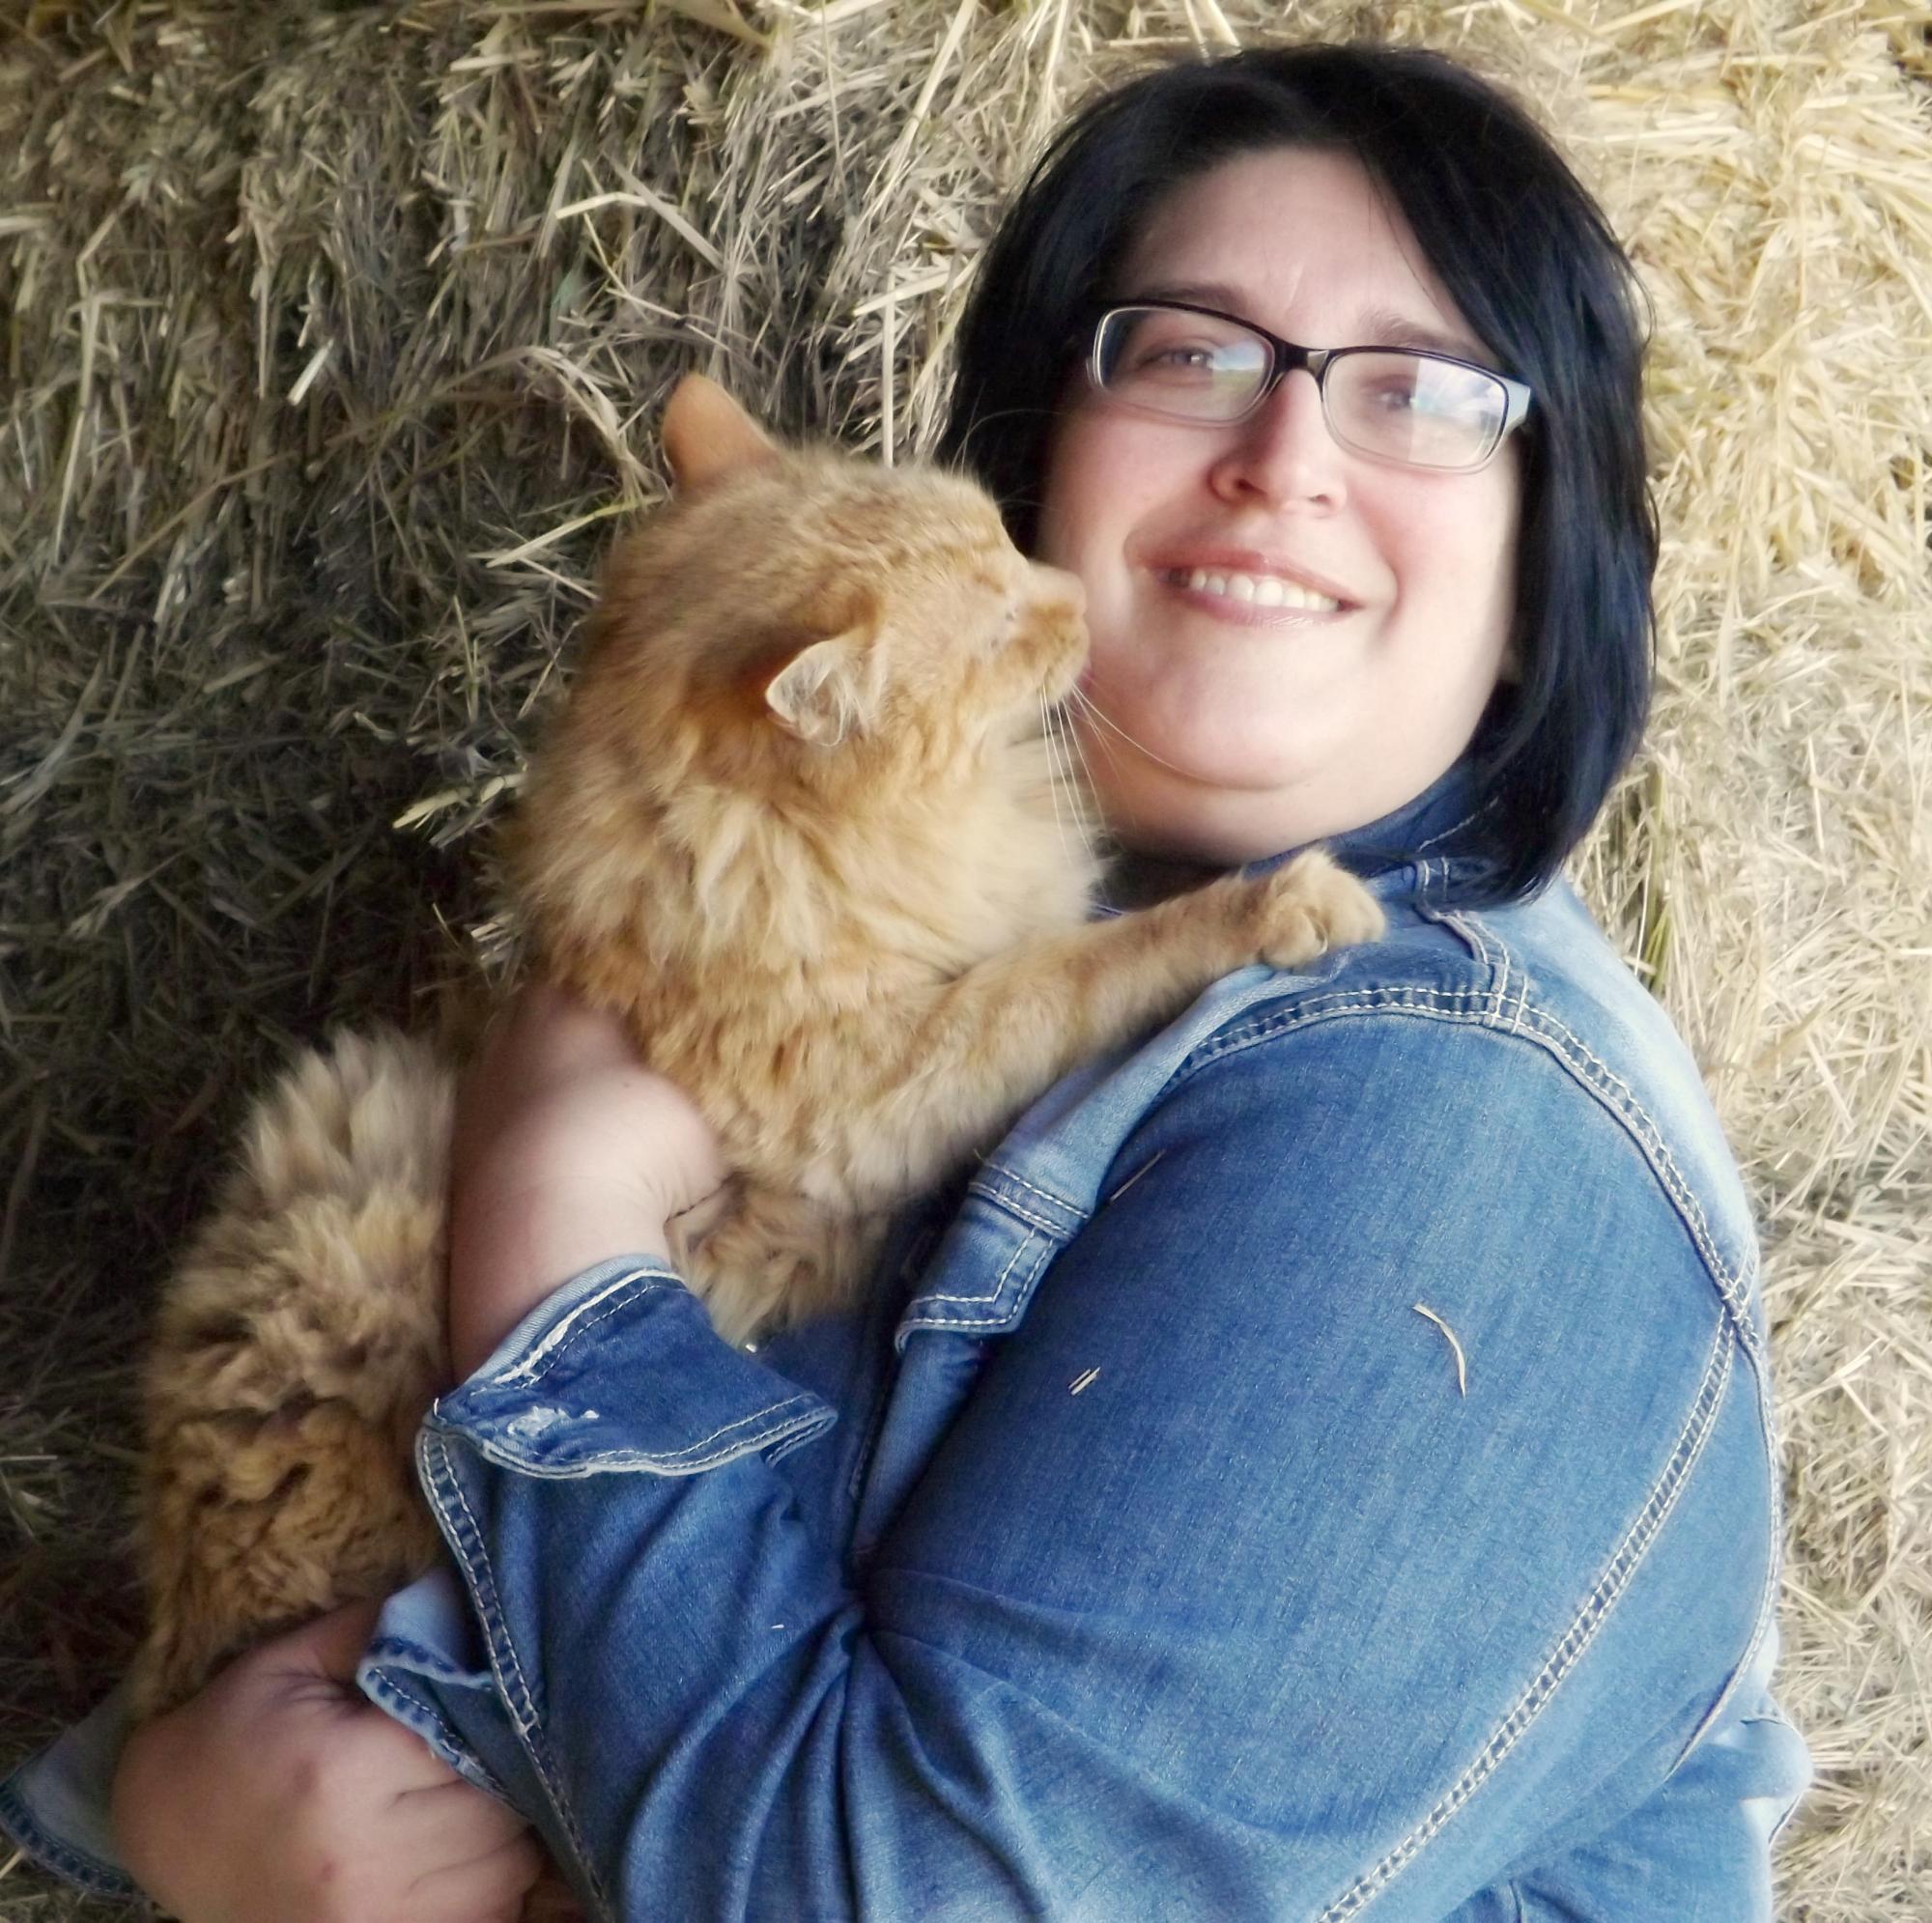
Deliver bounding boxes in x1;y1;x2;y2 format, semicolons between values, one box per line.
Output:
903;1237;1054;1333
973;1167;1082;1219
1318;1319;1734;1919
907;1229;1040;1311
420;1435;614;1919
463;1395;830;1477
358;1670;512;1802
496;1268;680;1385
1452;911;1510;1023
1420;902;1486;967
1413;800;1492;854
502;1280;684;1394
422;1438;540;1735
962;1186;1065;1237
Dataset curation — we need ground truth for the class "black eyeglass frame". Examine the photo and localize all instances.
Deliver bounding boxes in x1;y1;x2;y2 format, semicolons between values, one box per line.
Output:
1085;298;1535;473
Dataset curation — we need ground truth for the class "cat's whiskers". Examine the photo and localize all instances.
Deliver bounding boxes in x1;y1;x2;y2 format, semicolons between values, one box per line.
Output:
1066;685;1196;778
1037;694;1082;867
1057;698;1103;821
1055;701;1097;863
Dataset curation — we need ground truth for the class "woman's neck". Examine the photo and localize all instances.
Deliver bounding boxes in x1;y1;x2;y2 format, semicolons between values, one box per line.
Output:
1101;847;1226;911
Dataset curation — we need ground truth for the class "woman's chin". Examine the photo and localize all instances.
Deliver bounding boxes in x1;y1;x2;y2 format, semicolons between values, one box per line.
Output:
1084;767;1332;867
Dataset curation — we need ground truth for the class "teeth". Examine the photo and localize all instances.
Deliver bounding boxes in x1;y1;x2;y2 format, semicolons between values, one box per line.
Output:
1179;567;1340;612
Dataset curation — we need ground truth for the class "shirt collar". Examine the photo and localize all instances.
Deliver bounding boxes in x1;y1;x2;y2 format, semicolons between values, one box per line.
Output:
1317;752;1492;882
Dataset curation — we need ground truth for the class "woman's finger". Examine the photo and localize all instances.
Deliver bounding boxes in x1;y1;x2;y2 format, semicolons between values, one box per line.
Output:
404;1828;549;1921
325;1697;479;1795
388;1774;534;1859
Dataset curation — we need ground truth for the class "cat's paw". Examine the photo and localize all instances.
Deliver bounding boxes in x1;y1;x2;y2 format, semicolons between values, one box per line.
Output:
1249;849;1385;970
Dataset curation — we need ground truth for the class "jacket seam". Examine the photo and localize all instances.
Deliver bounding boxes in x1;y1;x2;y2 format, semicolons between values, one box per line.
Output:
494;1267;681;1387
902;1233;1054;1333
493;1276;684;1394
421;1435;541;1738
1316;1316;1736;1919
980;1168;1083;1218
0;1774;137;1898
1413;803;1489;855
419;1432;614;1922
1670;1561;1781;1778
440;1392;828;1478
1189;966;1790;1674
962;1188;1067;1239
1439;909;1513;1025
357;1667;514;1804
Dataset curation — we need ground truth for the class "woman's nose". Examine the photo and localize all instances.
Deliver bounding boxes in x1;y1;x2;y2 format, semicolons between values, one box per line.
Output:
1206;367;1349;512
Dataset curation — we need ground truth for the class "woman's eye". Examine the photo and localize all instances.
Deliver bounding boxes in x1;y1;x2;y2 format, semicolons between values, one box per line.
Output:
1364;382;1420;412
1133;344;1215;371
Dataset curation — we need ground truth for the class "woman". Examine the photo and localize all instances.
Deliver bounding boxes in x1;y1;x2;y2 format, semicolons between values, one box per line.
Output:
99;41;1810;1921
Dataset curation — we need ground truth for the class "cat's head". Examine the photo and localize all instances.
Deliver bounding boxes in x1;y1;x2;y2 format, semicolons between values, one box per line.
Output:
556;375;1089;803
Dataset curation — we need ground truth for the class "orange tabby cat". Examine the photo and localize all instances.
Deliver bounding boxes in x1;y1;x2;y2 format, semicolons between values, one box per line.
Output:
130;379;1382;1790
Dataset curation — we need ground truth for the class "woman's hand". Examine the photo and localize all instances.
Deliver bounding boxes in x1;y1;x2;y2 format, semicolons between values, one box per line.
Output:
447;981;726;1381
111;1601;543;1923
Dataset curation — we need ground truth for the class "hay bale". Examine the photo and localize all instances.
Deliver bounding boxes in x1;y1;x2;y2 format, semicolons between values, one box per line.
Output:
2;2;1926;1914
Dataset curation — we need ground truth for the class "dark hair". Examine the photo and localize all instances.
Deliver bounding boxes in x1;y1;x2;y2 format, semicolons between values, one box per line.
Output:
936;43;1657;906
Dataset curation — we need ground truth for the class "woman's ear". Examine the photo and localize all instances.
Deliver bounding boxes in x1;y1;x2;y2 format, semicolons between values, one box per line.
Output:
660;374;781;494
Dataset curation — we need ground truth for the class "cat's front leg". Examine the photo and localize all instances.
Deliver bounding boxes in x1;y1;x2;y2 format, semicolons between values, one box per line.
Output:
844;849;1383;1203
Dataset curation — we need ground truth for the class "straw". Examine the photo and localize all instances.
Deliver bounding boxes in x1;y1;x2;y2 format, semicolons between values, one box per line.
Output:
3;3;1927;1912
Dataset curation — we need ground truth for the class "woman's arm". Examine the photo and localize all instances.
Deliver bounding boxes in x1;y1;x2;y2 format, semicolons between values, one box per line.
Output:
424;995;1797;1919
444;982;726;1379
105;988;681;1923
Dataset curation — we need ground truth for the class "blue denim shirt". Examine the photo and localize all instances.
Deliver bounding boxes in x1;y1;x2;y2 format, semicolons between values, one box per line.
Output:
1;760;1809;1917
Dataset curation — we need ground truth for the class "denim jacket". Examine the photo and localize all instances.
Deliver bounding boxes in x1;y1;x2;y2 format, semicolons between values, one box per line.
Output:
0;760;1809;1918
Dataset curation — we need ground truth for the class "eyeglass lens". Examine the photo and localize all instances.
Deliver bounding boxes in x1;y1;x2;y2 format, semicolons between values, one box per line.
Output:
1094;306;1509;470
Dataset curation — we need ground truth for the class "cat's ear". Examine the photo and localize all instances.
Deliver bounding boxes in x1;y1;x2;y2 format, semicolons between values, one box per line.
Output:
661;374;780;494
764;621;880;749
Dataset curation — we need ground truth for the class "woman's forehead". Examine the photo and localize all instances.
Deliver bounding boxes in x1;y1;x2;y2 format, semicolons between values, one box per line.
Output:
1117;148;1487;356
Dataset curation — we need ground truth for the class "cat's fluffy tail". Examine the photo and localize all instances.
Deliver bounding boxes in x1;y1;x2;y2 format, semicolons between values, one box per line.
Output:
130;1028;455;1717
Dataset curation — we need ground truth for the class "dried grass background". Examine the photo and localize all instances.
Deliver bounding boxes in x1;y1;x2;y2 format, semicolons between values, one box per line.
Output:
2;0;1927;1916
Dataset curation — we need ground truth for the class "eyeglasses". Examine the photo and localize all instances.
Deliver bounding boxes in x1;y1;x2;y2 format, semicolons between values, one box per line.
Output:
1086;300;1533;474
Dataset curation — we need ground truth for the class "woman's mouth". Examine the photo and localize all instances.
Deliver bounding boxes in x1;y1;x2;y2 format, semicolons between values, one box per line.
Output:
1157;567;1350;621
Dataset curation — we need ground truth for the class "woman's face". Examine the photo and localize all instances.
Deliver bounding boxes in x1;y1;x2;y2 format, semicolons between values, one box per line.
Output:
1035;147;1522;863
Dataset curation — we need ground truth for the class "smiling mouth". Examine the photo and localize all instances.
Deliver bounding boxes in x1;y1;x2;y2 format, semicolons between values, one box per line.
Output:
1159;567;1346;613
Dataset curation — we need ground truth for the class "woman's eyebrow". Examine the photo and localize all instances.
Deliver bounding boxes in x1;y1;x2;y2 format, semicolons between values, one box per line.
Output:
1351;303;1492;364
1126;281;1492;364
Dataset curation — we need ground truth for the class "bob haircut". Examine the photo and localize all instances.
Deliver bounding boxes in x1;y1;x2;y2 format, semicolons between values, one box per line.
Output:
936;43;1658;907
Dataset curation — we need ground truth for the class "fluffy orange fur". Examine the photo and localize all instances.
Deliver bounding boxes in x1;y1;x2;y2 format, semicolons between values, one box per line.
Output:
130;382;1384;1898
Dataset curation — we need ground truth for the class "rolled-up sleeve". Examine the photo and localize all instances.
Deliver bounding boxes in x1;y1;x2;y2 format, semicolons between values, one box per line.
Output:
412;1011;1803;1922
